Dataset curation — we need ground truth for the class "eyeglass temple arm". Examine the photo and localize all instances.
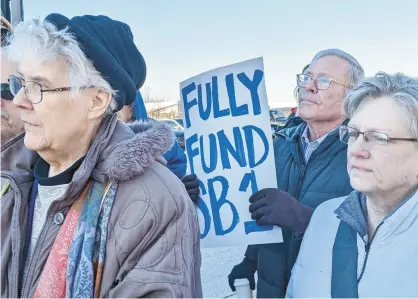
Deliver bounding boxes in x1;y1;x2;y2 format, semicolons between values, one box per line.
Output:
331;78;352;88
41;87;72;93
390;137;418;142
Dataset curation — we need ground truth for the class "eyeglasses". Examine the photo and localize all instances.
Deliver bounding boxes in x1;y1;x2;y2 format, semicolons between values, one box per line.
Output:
296;74;351;90
1;83;14;101
339;125;418;146
8;75;82;104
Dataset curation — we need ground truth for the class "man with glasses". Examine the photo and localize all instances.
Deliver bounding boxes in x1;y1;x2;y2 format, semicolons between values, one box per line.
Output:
184;49;365;297
1;52;23;145
1;16;23;146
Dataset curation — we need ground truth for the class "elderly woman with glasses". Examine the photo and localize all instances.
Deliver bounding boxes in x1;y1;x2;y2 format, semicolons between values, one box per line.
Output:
286;72;418;298
1;14;201;298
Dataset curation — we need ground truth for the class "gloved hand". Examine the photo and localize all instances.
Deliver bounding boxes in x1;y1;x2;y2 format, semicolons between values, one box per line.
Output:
228;257;257;292
182;174;200;203
248;188;313;233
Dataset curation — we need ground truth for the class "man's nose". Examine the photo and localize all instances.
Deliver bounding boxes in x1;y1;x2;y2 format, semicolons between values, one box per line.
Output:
304;78;317;94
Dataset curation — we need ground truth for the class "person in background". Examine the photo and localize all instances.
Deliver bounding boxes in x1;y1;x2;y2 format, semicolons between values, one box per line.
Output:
118;90;187;179
287;72;418;298
1;16;24;146
184;49;364;297
1;15;12;46
1;49;23;145
1;14;201;298
287;107;298;119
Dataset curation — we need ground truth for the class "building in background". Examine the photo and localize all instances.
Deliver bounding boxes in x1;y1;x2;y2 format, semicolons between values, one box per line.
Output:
146;101;183;119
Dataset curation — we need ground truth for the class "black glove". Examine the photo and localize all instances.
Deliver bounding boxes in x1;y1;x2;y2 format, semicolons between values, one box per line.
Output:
248;188;313;233
228;257;257;292
182;174;200;203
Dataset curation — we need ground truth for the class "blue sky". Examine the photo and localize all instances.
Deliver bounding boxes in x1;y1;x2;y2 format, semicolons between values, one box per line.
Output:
24;0;418;107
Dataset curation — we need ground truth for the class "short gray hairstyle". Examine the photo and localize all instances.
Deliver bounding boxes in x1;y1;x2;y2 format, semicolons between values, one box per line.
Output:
6;18;118;114
344;72;418;140
312;48;365;88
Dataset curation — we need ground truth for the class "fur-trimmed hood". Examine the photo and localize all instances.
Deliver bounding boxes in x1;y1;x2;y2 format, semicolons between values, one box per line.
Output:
101;119;174;182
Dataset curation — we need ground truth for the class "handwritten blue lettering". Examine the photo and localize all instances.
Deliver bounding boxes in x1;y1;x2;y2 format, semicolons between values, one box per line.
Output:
237;70;263;116
243;125;269;168
197;179;211;238
208;176;239;236
200;134;218;174
182;64;273;241
197;78;216;121
213;76;230;119
217;127;247;170
185;133;199;174
239;170;273;234
226;73;249;117
182;82;198;128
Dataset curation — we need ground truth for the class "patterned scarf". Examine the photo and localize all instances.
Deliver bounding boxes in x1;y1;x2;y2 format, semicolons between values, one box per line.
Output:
34;180;118;298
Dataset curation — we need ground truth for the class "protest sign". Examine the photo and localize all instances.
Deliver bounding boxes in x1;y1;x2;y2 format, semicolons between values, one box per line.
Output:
180;57;283;248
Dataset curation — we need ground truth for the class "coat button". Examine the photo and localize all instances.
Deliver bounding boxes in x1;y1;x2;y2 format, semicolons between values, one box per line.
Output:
54;212;65;225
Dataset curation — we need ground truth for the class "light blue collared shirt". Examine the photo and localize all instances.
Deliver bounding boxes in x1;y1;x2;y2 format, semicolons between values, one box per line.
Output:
301;125;338;162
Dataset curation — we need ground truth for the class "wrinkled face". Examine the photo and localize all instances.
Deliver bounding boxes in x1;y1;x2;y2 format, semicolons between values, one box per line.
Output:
12;59;97;152
299;56;350;123
1;55;24;145
347;96;418;195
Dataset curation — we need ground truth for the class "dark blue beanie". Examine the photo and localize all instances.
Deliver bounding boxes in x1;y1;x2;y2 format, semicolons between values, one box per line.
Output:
45;13;146;111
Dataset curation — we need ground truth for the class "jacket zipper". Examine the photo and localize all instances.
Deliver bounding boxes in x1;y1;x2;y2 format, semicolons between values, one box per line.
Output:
2;174;62;298
294;165;306;201
2;175;23;298
20;210;55;297
16;209;22;298
294;142;307;201
15;190;23;299
21;195;66;297
357;221;384;284
21;182;77;297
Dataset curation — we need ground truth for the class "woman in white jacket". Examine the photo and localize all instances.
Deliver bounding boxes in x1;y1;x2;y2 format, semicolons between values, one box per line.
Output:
287;72;418;298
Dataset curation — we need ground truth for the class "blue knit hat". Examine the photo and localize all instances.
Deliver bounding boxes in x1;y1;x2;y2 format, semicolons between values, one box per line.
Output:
45;13;146;111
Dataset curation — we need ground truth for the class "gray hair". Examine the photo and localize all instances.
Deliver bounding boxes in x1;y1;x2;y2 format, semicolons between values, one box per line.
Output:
344;72;418;140
312;48;365;88
5;18;118;114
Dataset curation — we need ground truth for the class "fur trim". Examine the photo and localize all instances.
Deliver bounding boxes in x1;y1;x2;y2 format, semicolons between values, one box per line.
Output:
105;120;174;181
